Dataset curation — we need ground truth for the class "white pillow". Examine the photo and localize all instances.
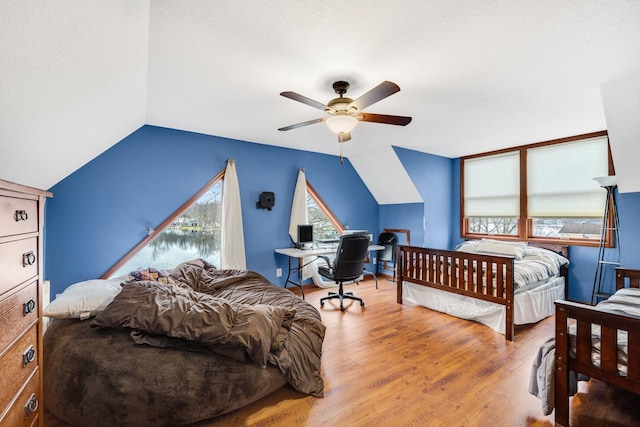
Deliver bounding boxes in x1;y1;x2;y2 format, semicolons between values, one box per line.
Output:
454;240;481;253
476;240;527;260
43;279;123;321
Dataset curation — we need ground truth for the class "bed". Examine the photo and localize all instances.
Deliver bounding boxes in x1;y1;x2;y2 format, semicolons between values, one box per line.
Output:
553;267;640;426
43;259;325;427
396;240;570;341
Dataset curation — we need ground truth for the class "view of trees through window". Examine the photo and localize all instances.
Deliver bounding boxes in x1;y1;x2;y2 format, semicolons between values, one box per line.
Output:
467;217;518;235
307;194;341;241
111;181;223;276
468;217;602;239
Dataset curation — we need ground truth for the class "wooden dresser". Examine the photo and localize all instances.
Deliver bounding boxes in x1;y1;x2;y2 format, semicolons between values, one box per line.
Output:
0;178;51;427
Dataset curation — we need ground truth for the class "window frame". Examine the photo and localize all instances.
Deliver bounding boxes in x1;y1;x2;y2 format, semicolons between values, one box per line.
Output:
460;131;614;247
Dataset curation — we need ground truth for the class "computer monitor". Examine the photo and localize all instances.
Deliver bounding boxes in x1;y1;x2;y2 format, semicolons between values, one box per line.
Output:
297;224;313;249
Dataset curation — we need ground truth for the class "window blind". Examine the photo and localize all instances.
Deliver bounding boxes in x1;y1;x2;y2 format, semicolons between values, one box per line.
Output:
464;151;520;217
527;136;609;218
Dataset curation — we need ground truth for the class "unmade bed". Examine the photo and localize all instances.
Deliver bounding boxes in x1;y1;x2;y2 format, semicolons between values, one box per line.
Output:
397;240;569;341
43;259;326;427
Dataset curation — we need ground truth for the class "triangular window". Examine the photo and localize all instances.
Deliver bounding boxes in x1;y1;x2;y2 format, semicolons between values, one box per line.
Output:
105;171;224;277
306;181;344;240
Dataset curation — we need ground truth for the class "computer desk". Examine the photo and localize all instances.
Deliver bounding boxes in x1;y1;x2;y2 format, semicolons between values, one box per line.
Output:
274;244;384;299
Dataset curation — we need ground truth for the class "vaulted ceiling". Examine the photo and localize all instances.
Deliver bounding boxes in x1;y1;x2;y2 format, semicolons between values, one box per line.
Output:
2;1;640;203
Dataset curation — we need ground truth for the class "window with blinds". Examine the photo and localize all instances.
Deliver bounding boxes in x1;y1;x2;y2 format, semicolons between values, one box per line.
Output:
464;151;520;235
461;132;611;245
527;136;609;240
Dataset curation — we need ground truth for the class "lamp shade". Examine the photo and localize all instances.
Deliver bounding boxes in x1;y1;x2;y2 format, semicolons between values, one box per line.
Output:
326;114;358;134
593;175;617;187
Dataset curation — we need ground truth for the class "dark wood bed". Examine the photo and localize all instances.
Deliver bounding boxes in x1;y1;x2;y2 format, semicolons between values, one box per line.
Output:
396;243;569;341
554;267;640;426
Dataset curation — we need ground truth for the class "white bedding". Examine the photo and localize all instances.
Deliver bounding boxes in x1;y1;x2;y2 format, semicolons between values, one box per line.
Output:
403;275;565;334
403;241;569;335
456;240;569;289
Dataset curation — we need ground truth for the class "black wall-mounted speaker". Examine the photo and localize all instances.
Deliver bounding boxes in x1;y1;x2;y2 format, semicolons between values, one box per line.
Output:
256;191;275;210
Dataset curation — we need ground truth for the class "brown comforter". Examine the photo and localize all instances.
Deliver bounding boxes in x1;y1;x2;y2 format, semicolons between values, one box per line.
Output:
91;259;326;397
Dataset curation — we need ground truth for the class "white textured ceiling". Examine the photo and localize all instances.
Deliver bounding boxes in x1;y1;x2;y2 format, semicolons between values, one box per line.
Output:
2;1;640;201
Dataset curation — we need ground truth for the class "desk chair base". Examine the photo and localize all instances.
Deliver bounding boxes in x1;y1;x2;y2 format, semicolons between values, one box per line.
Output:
320;284;365;312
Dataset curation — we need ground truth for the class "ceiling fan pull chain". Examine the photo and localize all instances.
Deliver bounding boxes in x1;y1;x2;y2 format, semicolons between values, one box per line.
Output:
339;142;344;164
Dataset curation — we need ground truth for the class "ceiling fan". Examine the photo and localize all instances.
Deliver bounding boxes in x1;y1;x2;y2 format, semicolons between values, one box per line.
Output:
278;80;412;144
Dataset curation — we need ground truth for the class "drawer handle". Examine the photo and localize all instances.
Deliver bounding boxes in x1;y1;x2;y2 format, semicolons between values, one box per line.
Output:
23;298;36;316
14;209;29;221
24;394;39;419
23;345;36;366
23;251;36;266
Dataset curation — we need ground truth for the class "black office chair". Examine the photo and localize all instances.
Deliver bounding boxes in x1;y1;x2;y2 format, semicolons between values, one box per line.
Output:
377;232;397;281
318;233;370;312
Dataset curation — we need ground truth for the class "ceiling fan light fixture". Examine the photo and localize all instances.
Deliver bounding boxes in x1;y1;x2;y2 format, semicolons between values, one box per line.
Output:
325;114;358;134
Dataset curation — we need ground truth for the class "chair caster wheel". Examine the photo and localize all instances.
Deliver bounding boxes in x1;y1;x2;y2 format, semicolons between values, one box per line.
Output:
360;302;365;307
340;306;345;312
320;302;324;307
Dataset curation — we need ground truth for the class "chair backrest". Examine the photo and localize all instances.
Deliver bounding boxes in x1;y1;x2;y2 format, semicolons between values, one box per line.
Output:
332;233;370;281
377;232;397;262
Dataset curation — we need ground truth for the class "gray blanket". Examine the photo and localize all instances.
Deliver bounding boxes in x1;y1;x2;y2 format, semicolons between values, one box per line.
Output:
91;259;326;397
528;338;578;415
91;280;295;368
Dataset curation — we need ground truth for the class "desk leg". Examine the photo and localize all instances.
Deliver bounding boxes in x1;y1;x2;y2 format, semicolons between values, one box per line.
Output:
297;257;305;300
283;255;305;300
368;259;378;289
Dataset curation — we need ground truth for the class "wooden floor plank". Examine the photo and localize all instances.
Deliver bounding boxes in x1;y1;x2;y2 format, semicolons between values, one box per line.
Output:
45;278;640;426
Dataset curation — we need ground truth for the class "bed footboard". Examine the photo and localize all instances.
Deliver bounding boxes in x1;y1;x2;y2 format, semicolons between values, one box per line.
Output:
554;267;640;426
397;245;515;340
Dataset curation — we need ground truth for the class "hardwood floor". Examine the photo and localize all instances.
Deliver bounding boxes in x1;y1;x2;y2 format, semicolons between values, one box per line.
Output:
45;279;640;426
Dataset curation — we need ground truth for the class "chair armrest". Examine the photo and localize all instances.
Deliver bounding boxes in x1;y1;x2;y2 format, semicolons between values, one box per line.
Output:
316;255;332;268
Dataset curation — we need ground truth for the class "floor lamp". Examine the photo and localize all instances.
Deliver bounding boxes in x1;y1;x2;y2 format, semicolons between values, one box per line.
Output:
591;175;620;304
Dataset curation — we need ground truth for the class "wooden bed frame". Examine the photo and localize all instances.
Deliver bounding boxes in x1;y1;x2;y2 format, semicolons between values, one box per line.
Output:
396;243;569;341
554;267;640;426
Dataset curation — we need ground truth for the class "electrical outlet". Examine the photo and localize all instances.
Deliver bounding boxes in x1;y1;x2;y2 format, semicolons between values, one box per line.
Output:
276;268;282;277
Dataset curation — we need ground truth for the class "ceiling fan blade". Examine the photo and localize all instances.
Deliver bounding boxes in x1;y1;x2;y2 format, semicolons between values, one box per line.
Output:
280;91;329;111
338;132;351;143
278;118;325;131
349;81;401;111
357;113;412;126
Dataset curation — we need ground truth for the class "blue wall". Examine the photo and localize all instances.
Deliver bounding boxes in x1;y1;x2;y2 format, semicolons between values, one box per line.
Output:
378;203;423;246
394;146;454;249
44;125;640;304
45;125;378;297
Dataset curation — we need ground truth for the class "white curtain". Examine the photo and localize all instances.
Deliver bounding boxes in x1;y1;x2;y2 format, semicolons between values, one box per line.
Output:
221;159;246;270
289;168;342;288
289;169;317;280
289;168;309;242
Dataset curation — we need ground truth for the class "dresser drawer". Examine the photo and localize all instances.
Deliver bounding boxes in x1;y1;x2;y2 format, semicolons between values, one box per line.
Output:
0;196;38;237
0;281;39;351
0;237;38;295
0;326;38;412
0;368;40;427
